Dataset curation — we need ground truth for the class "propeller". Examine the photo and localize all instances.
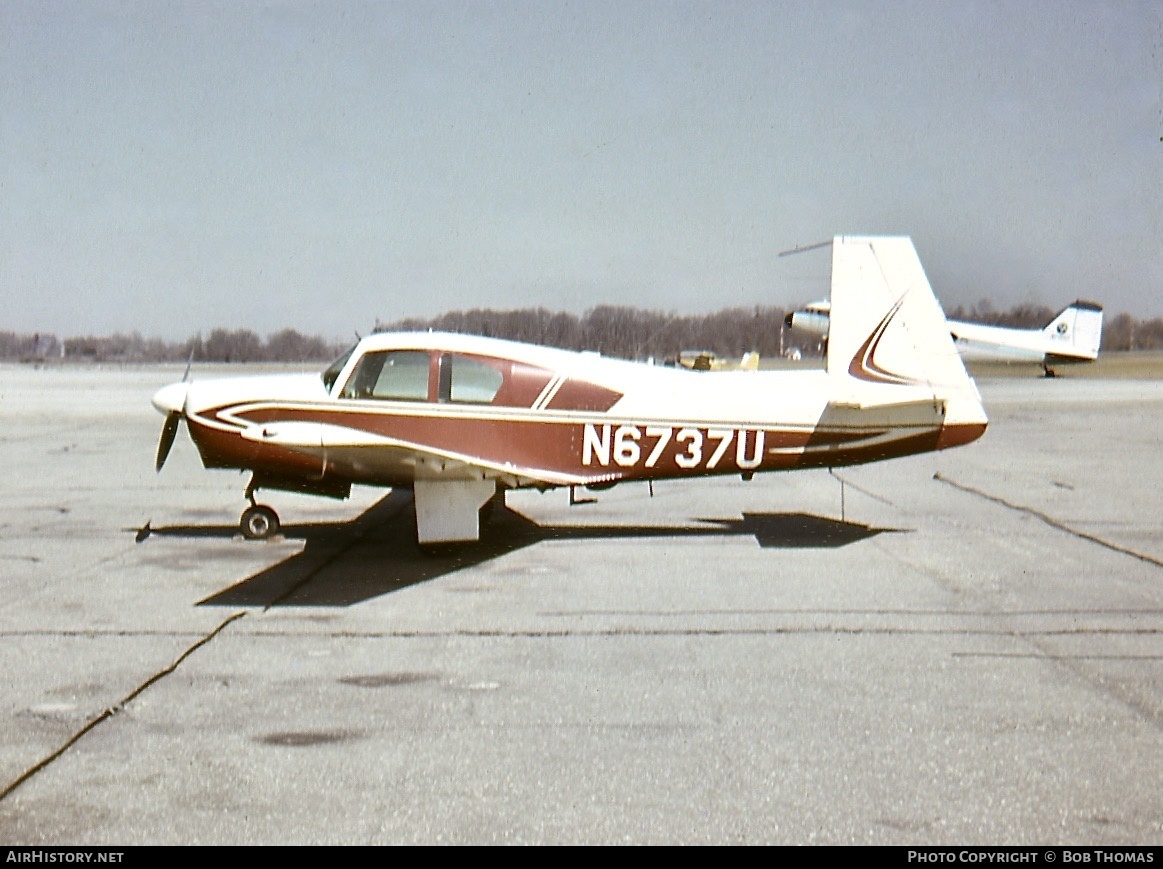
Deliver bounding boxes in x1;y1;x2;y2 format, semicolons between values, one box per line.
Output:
153;347;195;473
156;412;182;472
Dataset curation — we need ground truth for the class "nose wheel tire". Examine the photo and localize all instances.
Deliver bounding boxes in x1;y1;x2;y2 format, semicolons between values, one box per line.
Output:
241;504;280;540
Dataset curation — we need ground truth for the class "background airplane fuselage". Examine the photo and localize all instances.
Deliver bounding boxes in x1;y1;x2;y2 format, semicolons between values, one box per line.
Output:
786;300;1103;368
949;314;1101;365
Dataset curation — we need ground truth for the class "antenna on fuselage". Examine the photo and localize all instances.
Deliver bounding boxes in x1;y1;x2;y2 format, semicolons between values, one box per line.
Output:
778;239;833;258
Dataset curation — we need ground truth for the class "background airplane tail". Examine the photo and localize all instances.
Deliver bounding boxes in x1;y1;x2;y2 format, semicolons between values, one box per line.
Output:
1043;301;1103;360
825;236;981;406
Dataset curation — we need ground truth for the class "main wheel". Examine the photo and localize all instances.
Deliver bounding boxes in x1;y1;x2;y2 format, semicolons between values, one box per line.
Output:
241;504;280;540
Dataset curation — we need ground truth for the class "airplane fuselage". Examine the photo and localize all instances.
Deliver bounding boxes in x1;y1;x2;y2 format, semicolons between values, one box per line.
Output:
787;299;1103;369
161;335;984;498
949;320;1096;364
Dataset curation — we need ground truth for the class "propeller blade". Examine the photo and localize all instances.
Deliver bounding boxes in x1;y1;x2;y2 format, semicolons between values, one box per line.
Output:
156;412;181;472
181;344;195;382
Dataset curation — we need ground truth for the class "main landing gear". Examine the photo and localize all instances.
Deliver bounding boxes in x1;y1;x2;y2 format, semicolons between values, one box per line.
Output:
240;479;280;540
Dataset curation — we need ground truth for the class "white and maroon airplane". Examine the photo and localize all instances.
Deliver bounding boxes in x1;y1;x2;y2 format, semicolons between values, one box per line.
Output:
153;236;988;545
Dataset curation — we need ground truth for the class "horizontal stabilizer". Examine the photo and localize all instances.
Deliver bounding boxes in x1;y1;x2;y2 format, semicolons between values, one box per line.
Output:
824;397;946;429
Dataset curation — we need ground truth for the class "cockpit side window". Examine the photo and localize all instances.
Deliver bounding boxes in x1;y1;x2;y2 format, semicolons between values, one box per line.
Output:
340;350;430;401
437;353;505;404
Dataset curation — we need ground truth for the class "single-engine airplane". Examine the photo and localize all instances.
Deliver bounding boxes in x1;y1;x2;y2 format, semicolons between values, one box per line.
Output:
786;297;1103;376
153;236;988;545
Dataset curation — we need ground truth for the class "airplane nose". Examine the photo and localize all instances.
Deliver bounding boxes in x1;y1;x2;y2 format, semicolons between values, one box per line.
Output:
152;382;190;416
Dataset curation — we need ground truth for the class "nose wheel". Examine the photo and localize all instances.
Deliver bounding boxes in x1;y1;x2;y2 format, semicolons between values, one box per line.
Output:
241;503;280;540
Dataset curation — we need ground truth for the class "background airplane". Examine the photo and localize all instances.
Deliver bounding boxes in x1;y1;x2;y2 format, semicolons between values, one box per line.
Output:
153;236;988;546
673;350;761;371
786;299;1103;376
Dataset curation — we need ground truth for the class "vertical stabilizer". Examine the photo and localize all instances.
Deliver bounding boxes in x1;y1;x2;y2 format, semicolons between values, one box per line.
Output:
825;234;986;455
826;237;971;393
1043;302;1103;360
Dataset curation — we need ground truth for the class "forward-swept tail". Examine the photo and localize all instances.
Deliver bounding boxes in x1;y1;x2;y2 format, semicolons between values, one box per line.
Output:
826;236;966;390
825;236;987;447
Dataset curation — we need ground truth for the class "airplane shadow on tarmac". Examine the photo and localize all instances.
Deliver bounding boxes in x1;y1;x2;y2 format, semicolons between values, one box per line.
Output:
140;490;902;608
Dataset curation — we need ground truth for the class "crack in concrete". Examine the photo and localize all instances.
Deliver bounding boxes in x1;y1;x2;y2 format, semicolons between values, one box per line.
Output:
0;611;246;804
934;473;1163;569
927;473;1163;732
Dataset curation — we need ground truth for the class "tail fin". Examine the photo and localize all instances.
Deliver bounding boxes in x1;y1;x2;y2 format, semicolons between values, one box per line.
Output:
821;236;986;450
826;236;981;406
823;231;986;444
1042;301;1103;360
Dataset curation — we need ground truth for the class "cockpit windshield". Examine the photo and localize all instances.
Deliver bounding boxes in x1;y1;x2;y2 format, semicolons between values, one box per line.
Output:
321;344;357;392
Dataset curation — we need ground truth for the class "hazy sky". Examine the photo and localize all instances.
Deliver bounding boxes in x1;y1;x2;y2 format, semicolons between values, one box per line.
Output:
3;0;1160;342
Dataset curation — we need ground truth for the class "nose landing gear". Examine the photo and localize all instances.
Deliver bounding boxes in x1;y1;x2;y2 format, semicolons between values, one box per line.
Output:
240;477;280;540
236;472;349;541
240;503;280;540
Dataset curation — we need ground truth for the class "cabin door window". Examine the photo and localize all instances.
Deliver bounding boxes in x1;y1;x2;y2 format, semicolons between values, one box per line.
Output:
437;353;505;404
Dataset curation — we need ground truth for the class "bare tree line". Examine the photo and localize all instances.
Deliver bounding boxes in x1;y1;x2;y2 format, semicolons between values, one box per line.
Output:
381;302;1163;358
3;302;1163;364
376;305;794;361
0;328;345;364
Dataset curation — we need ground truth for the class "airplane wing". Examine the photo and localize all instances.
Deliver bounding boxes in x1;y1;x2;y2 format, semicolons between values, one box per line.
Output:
239;416;597;545
238;419;588;490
